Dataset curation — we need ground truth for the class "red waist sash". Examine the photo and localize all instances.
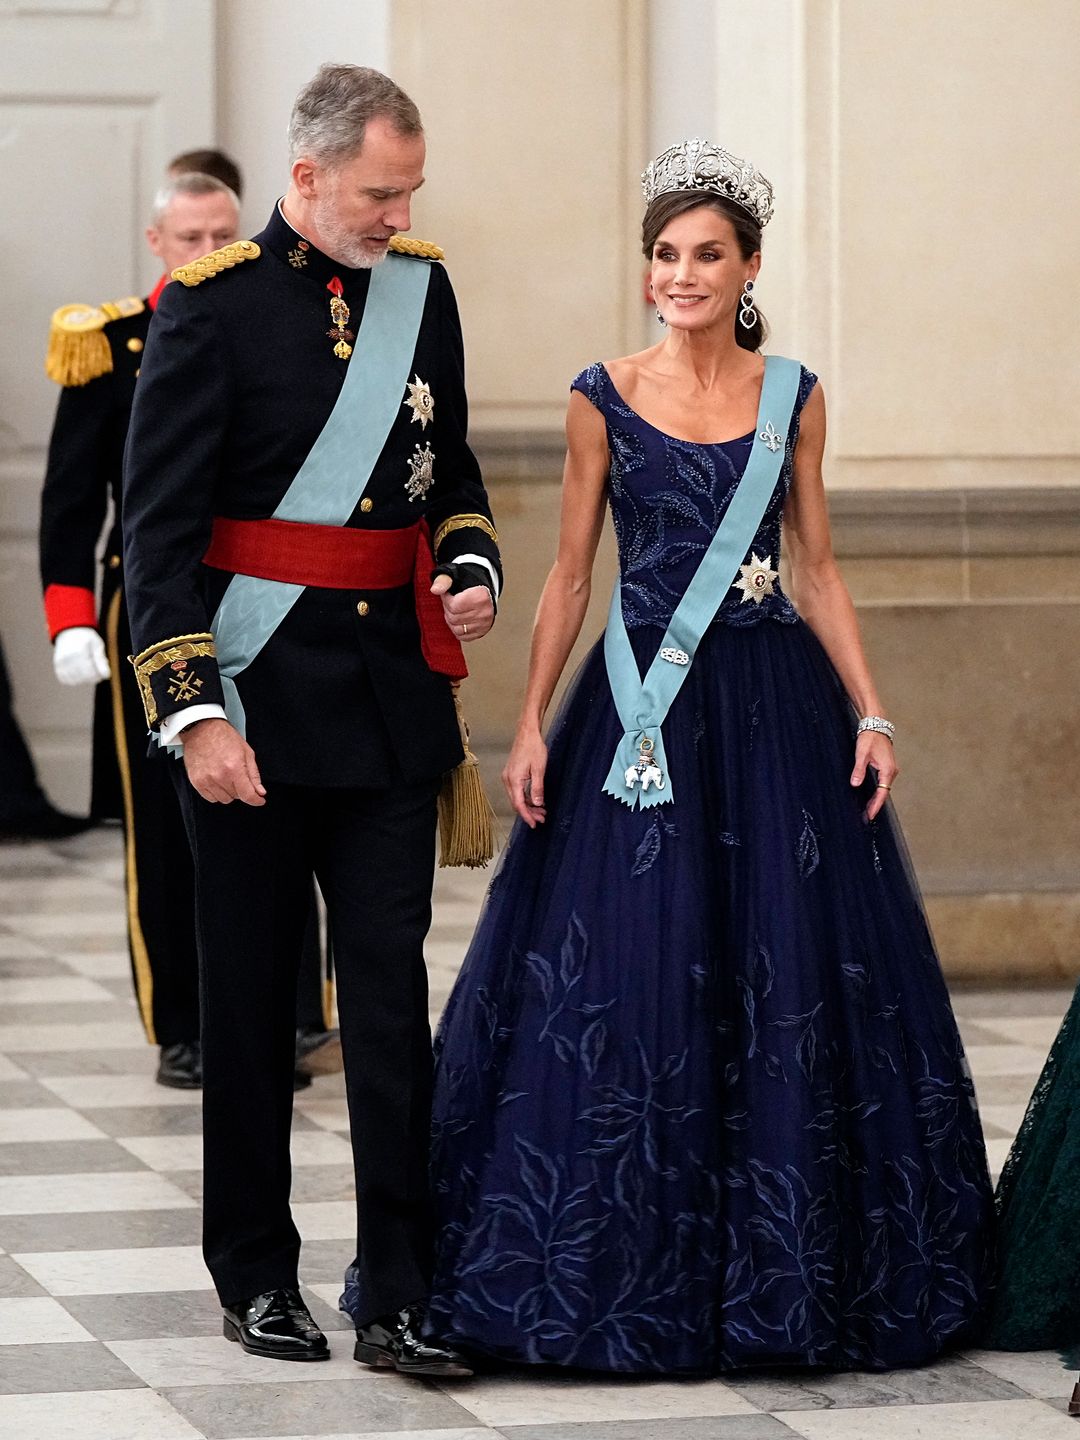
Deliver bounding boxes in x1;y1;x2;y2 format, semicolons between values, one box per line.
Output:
203;516;466;679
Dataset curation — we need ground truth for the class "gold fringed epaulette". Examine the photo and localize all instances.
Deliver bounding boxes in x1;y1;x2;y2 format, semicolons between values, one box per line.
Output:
45;296;144;387
438;682;496;868
389;235;445;261
172;239;261;288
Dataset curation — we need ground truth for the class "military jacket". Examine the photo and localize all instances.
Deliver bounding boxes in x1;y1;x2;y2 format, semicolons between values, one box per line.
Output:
40;299;151;637
122;206;501;788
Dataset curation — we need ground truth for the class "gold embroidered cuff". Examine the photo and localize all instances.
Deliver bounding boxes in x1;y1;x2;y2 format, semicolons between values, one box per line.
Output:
433;514;499;551
129;633;216;726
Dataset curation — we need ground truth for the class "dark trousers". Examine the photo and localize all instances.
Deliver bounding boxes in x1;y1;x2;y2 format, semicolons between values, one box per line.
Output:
174;771;440;1319
0;635;48;821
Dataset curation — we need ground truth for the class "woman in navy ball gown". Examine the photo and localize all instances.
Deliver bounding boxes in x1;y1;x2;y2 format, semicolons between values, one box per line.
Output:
425;142;993;1374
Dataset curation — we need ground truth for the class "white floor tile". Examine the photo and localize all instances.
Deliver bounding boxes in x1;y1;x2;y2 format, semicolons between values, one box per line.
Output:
964;1044;1052;1077
115;1130;355;1172
228;1433;492;1440
0;937;49;959
0;1022;143;1052
0;1295;96;1343
0;1171;195;1216
56;950;133;979
107;1334;370;1387
975;1015;1062;1052
985;1136;1013;1175
15;1244;209;1295
40;1074;200;1108
0;1389;204;1440
7;912;128;938
0;1107;108;1142
448;1374;759;1425
0;1055;27;1080
966;1348;1077;1400
777;1399;1078;1438
306;1282;347;1314
979;1103;1032;1135
293;1201;355;1240
0;976;117;1004
292;1096;351;1131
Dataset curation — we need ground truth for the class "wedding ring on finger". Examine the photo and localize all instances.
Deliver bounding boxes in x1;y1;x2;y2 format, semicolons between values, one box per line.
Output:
462;622;469;636
875;783;892;791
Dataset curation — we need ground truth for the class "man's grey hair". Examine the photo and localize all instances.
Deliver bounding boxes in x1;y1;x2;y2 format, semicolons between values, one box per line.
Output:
287;63;423;167
150;172;239;226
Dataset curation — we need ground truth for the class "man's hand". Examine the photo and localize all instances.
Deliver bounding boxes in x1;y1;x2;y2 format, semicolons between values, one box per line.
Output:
430;574;494;641
53;627;111;686
181;718;266;806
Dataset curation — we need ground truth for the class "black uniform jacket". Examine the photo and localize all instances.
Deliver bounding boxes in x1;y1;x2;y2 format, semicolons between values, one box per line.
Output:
41;302;150;633
122;206;501;789
40;297;154;819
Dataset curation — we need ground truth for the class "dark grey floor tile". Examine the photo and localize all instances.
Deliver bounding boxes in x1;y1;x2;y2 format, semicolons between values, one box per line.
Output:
0;955;72;977
163;1375;478;1437
501;1421;799;1440
957;1021;1014;1045
981;1120;1013;1139
79;1105;207;1138
100;977;142;1000
0;1138;146;1175
0;1080;62;1108
722;1356;1026;1411
0;1000;137;1026
59;1289;224;1340
0;1339;146;1394
16;1048;156;1077
0;1255;47;1297
0;1206;202;1254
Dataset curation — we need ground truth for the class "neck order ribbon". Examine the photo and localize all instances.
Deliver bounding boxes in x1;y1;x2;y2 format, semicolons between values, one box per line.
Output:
602;353;801;807
161;253;432;750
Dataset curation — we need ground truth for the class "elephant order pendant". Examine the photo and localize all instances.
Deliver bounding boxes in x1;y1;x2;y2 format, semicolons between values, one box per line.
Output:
624;736;665;795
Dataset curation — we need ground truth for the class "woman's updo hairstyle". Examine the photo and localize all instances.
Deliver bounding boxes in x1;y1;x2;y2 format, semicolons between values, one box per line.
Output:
642;191;767;353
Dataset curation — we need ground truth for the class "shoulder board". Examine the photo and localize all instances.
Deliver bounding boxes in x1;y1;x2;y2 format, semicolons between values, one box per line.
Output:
388;236;445;261
172;239;261;288
45;297;143;387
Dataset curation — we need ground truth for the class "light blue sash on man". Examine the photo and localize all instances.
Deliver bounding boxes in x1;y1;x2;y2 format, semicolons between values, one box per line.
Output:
602;354;801;807
160;252;432;753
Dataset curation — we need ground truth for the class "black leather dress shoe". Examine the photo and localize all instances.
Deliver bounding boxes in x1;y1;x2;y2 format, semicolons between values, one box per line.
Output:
354;1303;472;1377
223;1288;330;1361
295;1024;343;1076
156;1041;202;1089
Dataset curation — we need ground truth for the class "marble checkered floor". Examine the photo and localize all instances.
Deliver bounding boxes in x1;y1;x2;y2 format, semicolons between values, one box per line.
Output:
0;826;1077;1439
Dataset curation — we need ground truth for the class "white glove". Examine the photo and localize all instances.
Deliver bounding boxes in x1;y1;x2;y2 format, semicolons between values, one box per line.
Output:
53;626;111;686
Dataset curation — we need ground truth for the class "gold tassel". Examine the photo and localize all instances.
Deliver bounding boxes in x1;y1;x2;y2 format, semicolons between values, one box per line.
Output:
439;682;496;868
44;303;114;387
45;323;112;387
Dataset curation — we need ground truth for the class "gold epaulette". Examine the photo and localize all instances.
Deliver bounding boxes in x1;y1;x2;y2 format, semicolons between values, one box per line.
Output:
45;296;144;387
389;236;445;261
171;240;261;288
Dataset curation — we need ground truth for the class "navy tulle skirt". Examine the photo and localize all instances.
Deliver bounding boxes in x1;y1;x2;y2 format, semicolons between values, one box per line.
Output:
424;617;995;1373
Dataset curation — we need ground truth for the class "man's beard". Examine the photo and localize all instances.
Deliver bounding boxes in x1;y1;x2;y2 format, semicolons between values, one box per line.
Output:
312;191;388;270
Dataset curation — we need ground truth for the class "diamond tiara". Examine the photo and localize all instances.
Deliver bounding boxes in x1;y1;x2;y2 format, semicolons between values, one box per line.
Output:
641;138;774;229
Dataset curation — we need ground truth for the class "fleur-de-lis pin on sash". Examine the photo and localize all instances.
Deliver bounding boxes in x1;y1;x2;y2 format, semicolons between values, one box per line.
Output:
601;355;802;808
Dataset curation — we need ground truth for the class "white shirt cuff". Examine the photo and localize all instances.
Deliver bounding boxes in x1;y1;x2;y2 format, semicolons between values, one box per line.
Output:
159;704;228;745
455;554;501;600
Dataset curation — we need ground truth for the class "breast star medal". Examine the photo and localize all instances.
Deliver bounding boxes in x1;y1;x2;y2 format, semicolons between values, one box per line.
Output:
405;442;435;501
326;277;354;359
403;375;434;428
732;552;779;604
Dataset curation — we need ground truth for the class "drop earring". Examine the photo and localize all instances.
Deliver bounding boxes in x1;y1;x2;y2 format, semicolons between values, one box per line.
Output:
655;308;667;325
738;280;757;330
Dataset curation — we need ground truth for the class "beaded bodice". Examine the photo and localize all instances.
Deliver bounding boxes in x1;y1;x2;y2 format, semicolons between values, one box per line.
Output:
570;361;818;631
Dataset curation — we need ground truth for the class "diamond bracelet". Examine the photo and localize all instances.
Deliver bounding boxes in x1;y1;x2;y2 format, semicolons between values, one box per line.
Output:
857;715;895;740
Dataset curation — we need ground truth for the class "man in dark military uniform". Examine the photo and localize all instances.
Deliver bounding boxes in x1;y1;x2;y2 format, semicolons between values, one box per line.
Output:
40;169;336;1087
0;639;90;841
122;64;499;1375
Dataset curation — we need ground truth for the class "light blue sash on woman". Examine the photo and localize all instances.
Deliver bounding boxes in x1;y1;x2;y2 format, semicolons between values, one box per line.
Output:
160;253;432;752
602;354;801;807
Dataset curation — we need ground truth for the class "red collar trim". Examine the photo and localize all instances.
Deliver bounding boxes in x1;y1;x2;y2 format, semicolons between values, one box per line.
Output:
147;273;169;311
